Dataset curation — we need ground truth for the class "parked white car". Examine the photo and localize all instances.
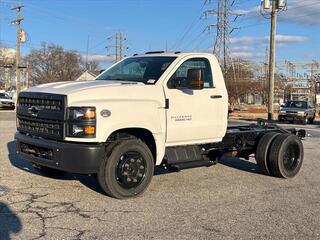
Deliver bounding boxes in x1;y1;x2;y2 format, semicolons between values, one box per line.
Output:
0;92;15;110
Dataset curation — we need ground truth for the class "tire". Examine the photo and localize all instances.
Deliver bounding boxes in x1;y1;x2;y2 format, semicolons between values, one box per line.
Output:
309;117;315;124
268;134;304;178
98;139;154;199
302;117;308;125
255;132;280;175
32;164;66;177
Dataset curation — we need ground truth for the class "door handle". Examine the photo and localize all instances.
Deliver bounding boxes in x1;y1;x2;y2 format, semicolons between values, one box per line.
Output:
210;95;222;99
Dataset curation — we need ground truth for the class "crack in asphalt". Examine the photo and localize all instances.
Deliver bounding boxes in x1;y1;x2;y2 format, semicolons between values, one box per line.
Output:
1;183;140;239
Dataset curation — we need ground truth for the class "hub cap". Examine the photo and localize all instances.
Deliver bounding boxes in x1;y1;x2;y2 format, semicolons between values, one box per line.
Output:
283;143;300;172
116;151;146;189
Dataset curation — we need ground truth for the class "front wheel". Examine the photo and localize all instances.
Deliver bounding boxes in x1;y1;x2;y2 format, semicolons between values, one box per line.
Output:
98;139;154;199
302;117;308;125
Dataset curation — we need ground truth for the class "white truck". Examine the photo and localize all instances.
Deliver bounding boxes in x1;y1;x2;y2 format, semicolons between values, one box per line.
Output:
15;52;305;199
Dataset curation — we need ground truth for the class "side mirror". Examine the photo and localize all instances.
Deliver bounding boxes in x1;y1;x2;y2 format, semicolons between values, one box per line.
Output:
187;69;204;90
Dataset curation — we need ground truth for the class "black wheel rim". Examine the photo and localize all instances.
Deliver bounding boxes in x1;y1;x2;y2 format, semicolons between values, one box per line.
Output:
116;151;147;189
283;143;300;172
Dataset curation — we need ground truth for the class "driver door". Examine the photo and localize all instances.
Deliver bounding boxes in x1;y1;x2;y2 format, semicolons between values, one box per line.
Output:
164;57;225;146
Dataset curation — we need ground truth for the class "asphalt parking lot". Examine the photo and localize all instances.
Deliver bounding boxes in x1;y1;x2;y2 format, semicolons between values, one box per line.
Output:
1;111;320;239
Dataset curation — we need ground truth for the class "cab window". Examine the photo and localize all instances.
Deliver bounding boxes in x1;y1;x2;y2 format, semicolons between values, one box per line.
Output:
168;58;214;89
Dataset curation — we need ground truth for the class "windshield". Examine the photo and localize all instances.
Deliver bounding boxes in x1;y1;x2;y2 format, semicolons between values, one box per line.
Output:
0;93;11;99
96;56;176;84
284;101;307;109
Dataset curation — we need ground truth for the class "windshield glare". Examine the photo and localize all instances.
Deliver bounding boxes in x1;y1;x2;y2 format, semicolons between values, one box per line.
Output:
96;56;176;84
0;93;11;99
284;101;307;109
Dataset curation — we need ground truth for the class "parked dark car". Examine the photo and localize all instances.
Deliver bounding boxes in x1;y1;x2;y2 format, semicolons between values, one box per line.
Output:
278;100;316;125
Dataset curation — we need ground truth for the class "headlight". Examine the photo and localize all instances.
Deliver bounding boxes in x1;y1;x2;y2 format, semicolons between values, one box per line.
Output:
279;110;286;114
68;107;96;121
67;107;96;138
297;111;305;116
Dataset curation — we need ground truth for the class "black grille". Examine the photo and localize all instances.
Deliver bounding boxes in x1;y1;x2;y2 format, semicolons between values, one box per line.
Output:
18;117;63;137
17;92;67;140
19;97;62;111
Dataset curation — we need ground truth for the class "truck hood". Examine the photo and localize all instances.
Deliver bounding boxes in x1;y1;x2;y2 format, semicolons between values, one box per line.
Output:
24;80;144;95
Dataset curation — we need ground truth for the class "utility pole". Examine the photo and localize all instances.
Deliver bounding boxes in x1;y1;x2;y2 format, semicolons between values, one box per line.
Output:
11;4;24;95
107;32;126;62
261;0;286;120
264;44;269;104
267;0;277;121
26;61;30;88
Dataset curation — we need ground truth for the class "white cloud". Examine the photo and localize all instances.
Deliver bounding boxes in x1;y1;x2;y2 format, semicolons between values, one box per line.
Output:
280;0;320;25
274;35;307;43
82;54;115;62
230;35;307;60
233;6;260;18
238;0;320;25
231;46;252;52
231;35;307;45
230;36;255;45
230;51;264;59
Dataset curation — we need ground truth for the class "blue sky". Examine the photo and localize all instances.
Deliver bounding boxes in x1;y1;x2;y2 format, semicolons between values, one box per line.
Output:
0;0;319;69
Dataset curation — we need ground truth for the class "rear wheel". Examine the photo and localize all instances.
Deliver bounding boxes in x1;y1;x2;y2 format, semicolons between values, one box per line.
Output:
255;132;280;175
98;139;154;199
268;134;304;178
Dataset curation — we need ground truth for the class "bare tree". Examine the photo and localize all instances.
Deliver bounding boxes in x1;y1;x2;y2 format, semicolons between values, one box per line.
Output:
24;43;84;85
224;58;256;107
83;60;99;72
0;48;15;90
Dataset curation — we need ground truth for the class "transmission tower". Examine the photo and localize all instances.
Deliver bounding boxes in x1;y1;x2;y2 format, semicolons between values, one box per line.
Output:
203;0;241;71
106;32;127;62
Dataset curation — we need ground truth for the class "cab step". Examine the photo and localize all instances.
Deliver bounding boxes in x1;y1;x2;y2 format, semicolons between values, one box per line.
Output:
169;160;216;171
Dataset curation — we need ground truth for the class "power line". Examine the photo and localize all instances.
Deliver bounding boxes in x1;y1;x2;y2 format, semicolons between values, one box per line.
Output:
171;0;207;50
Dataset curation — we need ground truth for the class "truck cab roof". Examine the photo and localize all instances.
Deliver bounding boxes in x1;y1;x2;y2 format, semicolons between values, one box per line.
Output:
133;51;216;59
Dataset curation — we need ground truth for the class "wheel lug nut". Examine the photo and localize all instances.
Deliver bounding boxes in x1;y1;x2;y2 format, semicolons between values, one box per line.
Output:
127;178;131;182
139;166;144;170
133;178;138;183
130;158;135;162
125;163;129;167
